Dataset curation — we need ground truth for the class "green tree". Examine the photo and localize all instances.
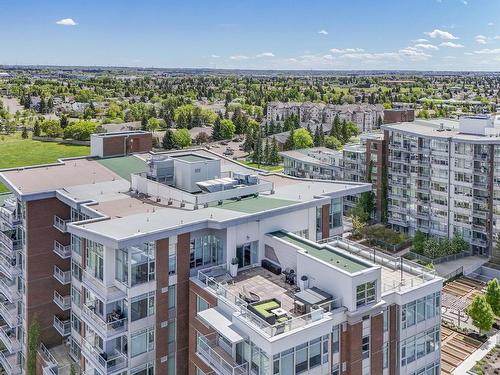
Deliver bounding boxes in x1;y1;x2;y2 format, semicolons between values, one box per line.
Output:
468;295;495;332
162;129;176;150
324;135;342;150
60;114;69;129
450;233;469;254
27;317;41;375
40;119;63;138
146;117;161;131
269;137;280;165
195;131;209;145
284;128;295;151
351;191;375;223
33;121;41;137
413;230;426;254
220;119;236;139
263;138;271;165
21;127;28;139
485;278;500;316
173;128;192;148
63;121;100;141
292;128;313;149
212;116;223;141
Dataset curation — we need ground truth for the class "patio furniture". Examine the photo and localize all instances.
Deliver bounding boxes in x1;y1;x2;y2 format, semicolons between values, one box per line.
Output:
248;298;281;325
282;268;296;285
271;307;288;319
240;285;260;304
294;300;306;315
261;259;281;275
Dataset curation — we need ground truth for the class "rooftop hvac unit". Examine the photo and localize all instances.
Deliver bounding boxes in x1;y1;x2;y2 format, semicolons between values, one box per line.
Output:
196;178;238;193
233;172;259;185
147;156;174;183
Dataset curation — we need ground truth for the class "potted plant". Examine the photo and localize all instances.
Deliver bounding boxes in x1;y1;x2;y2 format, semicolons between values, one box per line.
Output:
299;275;309;291
229;257;239;277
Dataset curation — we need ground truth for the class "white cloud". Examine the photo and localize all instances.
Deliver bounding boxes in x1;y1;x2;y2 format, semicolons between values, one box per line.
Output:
462;0;468;4
210;54;220;58
256;52;275;58
318;30;328;35
339;47;431;62
475;35;490;44
330;48;364;53
424;29;458;40
440;42;464;48
414;43;439;50
488;22;495;26
412;38;429;43
473;48;500;54
56;18;77;26
229;55;249;60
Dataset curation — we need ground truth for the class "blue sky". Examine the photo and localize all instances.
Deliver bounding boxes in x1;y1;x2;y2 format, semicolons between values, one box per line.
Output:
1;0;500;70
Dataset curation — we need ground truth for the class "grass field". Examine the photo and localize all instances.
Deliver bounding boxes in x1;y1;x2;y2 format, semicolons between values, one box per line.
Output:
0;133;90;192
238;160;284;172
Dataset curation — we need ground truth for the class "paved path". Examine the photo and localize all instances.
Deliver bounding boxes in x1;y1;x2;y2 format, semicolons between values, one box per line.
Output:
453;330;500;374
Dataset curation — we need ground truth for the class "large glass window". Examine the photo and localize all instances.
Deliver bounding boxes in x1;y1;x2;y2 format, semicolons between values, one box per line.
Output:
168;285;176;311
131;292;155;322
362;336;370;360
400;325;440;367
131;327;155;357
273;336;329;374
402;292;440;329
115;248;128;284
169;242;177;275
196;296;209;312
130;242;156;286
356;281;376;307
329;198;342;229
190;235;222;269
236;241;258;268
85;240;104;281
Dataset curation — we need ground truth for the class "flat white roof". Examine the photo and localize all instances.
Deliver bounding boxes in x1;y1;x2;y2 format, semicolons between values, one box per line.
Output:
198;307;245;343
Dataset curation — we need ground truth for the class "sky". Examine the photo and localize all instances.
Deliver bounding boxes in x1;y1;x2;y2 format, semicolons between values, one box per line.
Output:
1;0;500;71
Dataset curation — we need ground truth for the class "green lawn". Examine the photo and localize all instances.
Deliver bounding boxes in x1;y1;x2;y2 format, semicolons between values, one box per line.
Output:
0;133;90;192
238;160;284;172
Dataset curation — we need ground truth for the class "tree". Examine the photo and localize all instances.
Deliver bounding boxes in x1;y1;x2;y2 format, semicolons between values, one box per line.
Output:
468;295;495;332
284;128;295;151
27;317;41;375
63;121;100;141
324;135;342;150
313;126;321;146
269;137;280;165
351;191;375;223
162;129;176;150
220;119;236;140
351;215;367;238
33;121;41;137
146;117;161;131
173;128;192;148
413;230;426;254
450;233;469;254
141;116;148;130
212;116;223;141
252;135;263;165
21;127;28;139
485;278;500;316
60;114;69;129
292;128;313;149
40;119;63;138
263;138;271;164
195;131;209;145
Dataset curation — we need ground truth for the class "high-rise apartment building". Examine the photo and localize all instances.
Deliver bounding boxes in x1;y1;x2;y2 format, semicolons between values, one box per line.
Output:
383;115;500;256
0;131;442;375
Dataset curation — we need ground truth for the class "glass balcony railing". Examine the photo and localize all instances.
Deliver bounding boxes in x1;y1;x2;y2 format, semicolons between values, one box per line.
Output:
81;337;128;375
53;316;71;337
53;240;71;259
197;333;248;375
53;266;71;285
0;232;22;254
0;350;22;375
53;291;71;311
81;303;127;339
0;302;20;328
0;326;22;354
53;216;70;233
0;278;21;303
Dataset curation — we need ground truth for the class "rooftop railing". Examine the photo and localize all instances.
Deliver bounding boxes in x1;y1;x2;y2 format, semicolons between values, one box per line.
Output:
197;265;342;338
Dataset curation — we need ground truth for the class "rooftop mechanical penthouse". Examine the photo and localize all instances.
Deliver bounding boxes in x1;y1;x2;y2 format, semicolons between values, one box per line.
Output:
0;131;442;375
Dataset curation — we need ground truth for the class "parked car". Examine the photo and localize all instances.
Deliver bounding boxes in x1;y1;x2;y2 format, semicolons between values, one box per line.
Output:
223;148;234;156
220;141;229;145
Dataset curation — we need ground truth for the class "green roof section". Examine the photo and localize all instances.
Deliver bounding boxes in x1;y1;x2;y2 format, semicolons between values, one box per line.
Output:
96;156;148;181
212;196;296;214
271;231;369;273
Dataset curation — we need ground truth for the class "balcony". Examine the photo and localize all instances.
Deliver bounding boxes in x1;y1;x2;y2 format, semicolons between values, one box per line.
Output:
53;240;71;259
0;232;22;254
0;326;21;354
471;238;488;247
82;269;126;302
53;266;71;285
53;316;71;337
81;304;127;339
0;302;20;328
81;337;128;375
196;333;248;375
53;216;70;233
0;278;21;303
0;206;21;229
0;350;22;375
53;291;71;311
0;256;22;278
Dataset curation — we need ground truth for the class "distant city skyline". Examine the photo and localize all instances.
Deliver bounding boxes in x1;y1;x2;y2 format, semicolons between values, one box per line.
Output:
1;0;500;70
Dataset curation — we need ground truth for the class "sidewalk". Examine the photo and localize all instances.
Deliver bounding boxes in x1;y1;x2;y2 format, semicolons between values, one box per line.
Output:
453;329;500;374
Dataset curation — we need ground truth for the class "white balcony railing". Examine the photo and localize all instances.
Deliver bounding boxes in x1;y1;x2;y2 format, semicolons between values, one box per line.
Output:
53;216;69;233
81;304;127;339
196;333;248;375
0;278;21;303
53;316;71;337
81;337;128;374
53;240;71;259
0;325;22;354
0;232;22;253
53;291;71;311
53;265;71;285
0;302;20;328
0;350;22;375
0;256;22;278
0;207;21;229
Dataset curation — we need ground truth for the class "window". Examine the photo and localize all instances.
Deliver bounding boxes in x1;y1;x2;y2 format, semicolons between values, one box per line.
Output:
273;336;329;374
168;285;176;311
85;240;104;281
295;343;308;374
131;293;155;322
115;248;128;284
383;308;389;332
131;362;154;375
169;243;177;275
383;342;389;369
168;353;176;375
362;336;370;360
71;235;82;256
168;319;176;345
402;292;440;329
329;198;342;229
130;242;156;286
332;325;340;353
196;296;209;313
131;327;155;357
308;338;321;369
71;260;82;282
190;235;222;269
71;313;81;334
400;325;440;367
356;281;376;307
